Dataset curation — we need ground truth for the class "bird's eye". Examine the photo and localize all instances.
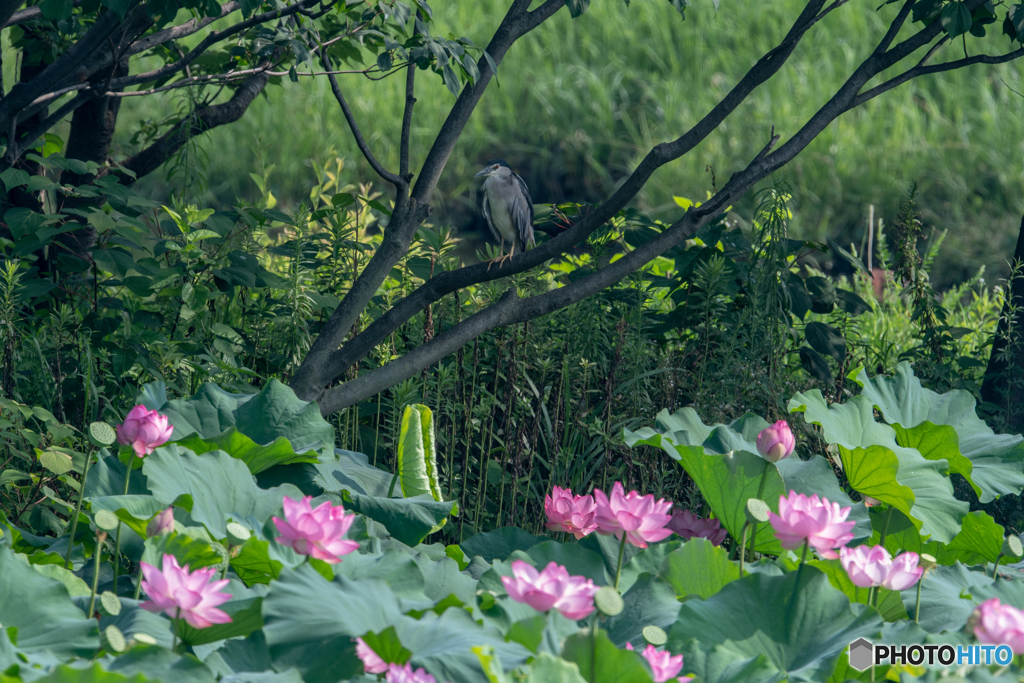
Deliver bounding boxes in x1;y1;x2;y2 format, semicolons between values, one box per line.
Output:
493;165;499;170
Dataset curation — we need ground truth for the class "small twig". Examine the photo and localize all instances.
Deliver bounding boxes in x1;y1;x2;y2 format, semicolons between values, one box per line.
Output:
400;64;416;179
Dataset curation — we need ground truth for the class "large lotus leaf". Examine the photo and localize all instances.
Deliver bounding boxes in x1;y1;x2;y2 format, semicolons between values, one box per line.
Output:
341;490;457;547
99;599;174;649
201;631;274;679
99;645;215;683
604;574;681;648
525;652;588;683
139;379;335;459
460;527;546;563
855;362;1024;503
667;565;883;681
262;565;402;683
615;541;681;594
0;545;97;657
333;549;433;613
775;456;872;544
142;445;303;538
626;413;785;554
808;559;907;622
910;562;994;633
219;672;304;683
561;628;655;683
175;428;319;475
29;664;154;682
84;452;150;498
579;532;641;580
673;641;777;683
659;538;741;600
410;552;479;606
394;609;532;683
314;450;394;497
525;540;609;586
789;391;967;543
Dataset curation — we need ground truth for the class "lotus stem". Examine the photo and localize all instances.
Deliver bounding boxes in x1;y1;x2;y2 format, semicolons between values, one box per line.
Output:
111;463;132;594
784;541;809;627
614;534;628;591
878;506;894;549
914;575;924;624
87;531;106;618
748;465;772;560
991;552;1004;579
738;523;750;576
64;450;95;570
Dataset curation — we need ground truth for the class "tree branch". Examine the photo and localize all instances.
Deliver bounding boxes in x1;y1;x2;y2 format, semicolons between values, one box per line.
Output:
287;0;560;402
303;0;832;387
874;0;915;54
853;41;1023;107
0;0;24;30
320;49;405;187
312;0;1002;413
124;1;240;57
118;70;270;181
400;64;416;179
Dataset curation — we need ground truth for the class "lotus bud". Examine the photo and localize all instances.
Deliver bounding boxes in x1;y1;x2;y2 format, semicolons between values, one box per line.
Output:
756;421;795;463
146;508;175;537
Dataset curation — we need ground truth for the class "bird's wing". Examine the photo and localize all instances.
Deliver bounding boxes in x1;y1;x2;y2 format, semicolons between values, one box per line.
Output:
511;172;536;248
481;192;503;245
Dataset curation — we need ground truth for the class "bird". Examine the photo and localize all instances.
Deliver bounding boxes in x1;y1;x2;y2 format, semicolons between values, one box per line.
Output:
474;159;535;270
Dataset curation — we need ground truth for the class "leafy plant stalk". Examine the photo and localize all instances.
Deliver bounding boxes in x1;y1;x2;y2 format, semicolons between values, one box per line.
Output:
64;450;95;570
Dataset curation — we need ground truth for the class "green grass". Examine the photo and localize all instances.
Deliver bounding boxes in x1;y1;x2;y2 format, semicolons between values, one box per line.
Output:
110;0;1024;287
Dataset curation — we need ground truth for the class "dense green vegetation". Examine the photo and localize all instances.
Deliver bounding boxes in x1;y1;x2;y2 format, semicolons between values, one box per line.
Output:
100;0;1024;287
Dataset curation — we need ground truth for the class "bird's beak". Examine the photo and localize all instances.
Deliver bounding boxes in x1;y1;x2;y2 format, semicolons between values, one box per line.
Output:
474;168;492;179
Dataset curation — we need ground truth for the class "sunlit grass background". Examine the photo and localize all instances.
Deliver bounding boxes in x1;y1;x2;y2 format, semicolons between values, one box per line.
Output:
47;0;1024;286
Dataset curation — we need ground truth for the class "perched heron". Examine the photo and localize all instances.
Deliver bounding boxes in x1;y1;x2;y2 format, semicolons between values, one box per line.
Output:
474;159;535;270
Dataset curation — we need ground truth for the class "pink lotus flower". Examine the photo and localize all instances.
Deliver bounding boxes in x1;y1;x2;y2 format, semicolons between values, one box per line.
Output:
354;637;388;674
883;551;924;591
139;554;232;629
501;560;598;620
840;545;923;590
626;643;693;683
768;491;855;559
385;662;444;683
756;420;795;463
146;508;175;537
116;405;174;457
593;482;674;549
974;598;1024;654
666;509;728;546
862;495;881;507
545;486;598;539
273;495;359;564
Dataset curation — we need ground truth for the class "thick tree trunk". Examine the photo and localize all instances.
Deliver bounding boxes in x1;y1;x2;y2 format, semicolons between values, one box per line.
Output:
981;215;1024;430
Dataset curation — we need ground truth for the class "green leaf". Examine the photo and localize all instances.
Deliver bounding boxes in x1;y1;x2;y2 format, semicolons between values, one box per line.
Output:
942;1;973;36
230;536;283;585
342;490;457;546
561;628;654;683
667;566;882;682
175;428;320;475
854;361;1024;503
141;380;336;460
809;559;907;622
4;208;46;241
142;445;303;538
397;404;443;501
460;527;545;563
799;346;832;382
565;0;591;17
39;448;74;475
140;530;223;572
262;566;403;683
604;574;681;648
30;662;155;682
625;410;785;554
659;538;740;600
911;562;993;633
99;644;215;683
788;390;967;543
0;545;98;657
804;321;846;363
525;652;588;683
0;168;30;192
